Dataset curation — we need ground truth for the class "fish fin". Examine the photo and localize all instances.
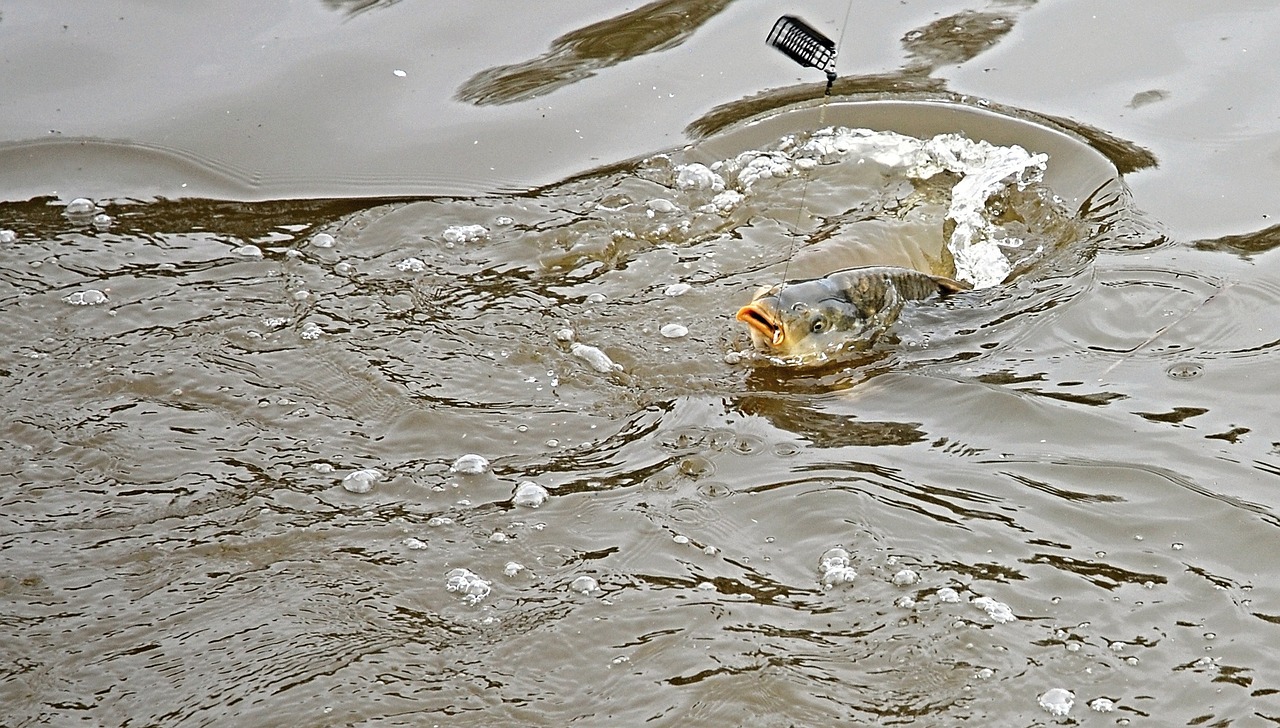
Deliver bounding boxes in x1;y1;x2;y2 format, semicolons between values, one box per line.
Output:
930;275;973;294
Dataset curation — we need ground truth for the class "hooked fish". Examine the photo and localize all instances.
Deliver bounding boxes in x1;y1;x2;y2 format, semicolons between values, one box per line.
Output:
736;265;970;363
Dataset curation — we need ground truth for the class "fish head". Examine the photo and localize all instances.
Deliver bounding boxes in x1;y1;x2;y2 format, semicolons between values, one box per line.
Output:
735;278;875;363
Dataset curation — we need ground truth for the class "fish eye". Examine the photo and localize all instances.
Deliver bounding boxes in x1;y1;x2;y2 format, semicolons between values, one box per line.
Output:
811;319;826;333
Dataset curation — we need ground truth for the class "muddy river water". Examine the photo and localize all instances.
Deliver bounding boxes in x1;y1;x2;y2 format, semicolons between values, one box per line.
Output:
3;2;1280;726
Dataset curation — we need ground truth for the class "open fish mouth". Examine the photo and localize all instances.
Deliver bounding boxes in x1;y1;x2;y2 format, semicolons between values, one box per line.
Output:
736;303;785;346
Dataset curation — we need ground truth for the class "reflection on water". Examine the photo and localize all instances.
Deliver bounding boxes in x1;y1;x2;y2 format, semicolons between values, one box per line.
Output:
457;0;735;106
901;10;1018;71
5;96;1280;726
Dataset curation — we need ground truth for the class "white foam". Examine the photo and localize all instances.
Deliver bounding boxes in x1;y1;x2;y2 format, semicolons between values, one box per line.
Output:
972;595;1017;623
299;322;323;340
722;126;1049;289
443;224;488;244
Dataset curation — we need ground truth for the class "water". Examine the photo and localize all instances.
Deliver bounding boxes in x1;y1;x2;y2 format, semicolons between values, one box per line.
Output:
5;3;1280;727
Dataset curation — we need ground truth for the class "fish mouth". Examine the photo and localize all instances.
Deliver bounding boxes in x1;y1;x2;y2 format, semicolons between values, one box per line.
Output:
736;303;785;346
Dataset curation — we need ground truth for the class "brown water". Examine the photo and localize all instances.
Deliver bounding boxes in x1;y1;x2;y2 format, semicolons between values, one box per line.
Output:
4;2;1280;726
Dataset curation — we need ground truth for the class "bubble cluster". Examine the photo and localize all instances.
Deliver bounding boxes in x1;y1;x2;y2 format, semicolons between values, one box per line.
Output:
445;568;492;605
64;289;108;306
443;224;488;244
0;229;16;244
972;595;1017;623
299;322;323;340
395;257;427;272
673;163;725;191
818;547;857;588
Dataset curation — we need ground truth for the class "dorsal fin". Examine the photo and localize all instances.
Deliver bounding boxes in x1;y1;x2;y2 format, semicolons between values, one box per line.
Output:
929;274;972;295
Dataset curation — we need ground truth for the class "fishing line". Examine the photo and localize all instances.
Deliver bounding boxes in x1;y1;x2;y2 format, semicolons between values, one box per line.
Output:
765;7;852;289
1099;280;1235;379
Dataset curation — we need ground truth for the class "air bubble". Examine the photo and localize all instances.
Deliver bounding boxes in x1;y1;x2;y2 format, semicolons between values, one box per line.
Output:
660;323;689;338
513;481;549;508
450;454;490;475
570;575;600;594
892;569;921;586
341;468;382;493
1166;362;1203;379
65;197;97;215
1038;688;1074;717
1088;697;1115;713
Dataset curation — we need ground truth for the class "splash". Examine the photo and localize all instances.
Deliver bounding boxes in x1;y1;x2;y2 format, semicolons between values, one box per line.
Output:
707;126;1049;288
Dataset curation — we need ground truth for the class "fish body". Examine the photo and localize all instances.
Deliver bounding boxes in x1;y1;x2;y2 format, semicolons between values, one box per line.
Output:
736;265;969;363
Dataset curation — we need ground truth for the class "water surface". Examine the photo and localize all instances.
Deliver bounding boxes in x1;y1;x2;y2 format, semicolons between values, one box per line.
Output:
3;2;1280;726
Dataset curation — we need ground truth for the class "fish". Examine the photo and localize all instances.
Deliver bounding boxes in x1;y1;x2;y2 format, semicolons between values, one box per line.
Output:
735;265;970;363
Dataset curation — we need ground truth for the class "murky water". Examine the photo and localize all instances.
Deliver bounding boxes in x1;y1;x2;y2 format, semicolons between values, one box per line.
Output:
5;3;1280;727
